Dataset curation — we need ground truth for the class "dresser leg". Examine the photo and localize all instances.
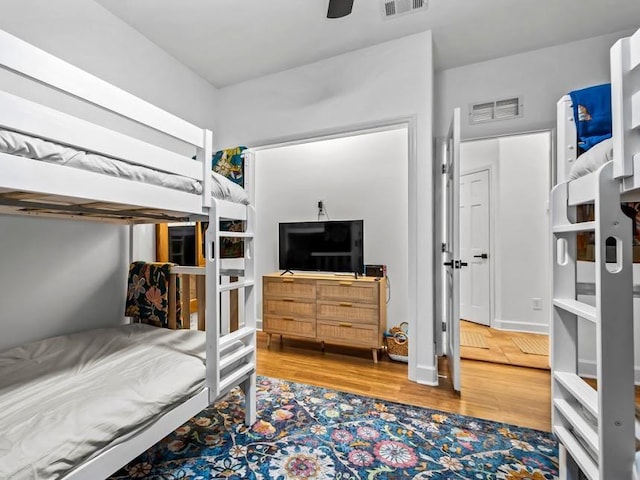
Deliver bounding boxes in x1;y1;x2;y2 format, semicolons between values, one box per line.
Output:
280;334;283;345
267;334;272;348
372;348;378;364
321;341;325;353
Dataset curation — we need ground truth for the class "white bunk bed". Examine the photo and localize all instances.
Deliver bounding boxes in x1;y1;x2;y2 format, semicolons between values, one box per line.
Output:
552;27;640;479
0;29;257;479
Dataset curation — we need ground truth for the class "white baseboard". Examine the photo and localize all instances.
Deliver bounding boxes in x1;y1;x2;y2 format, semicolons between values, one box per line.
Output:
578;358;640;385
492;319;549;335
414;361;439;386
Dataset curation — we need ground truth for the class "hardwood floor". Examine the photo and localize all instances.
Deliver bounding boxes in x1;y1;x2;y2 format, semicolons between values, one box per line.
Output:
256;331;552;432
460;320;550;370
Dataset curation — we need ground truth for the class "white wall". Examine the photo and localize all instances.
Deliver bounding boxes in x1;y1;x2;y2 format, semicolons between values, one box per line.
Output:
255;128;408;329
435;30;633;140
460;132;551;334
217;31;435;384
0;0;218;352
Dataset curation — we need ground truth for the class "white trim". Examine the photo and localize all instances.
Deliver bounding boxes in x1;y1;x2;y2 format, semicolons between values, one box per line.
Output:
250;116;420;384
249;120;409;151
492;319;549;335
415;360;439;386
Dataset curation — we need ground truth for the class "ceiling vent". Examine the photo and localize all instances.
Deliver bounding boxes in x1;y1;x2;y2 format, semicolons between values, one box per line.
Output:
469;97;523;124
382;0;428;19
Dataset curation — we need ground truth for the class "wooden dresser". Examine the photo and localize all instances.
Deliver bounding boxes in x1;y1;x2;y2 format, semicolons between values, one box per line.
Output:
262;272;387;362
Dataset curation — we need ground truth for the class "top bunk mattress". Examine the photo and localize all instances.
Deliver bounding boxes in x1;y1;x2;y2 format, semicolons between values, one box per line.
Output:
0;323;206;480
0;129;250;205
567;137;614;181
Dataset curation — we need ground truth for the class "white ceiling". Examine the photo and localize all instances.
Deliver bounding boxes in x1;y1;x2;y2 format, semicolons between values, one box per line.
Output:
94;0;640;88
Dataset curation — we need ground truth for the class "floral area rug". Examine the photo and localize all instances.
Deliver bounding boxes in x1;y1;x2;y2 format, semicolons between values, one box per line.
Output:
109;376;558;479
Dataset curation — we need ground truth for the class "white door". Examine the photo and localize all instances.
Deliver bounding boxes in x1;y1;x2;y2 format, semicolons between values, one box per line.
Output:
459;170;490;326
442;108;461;392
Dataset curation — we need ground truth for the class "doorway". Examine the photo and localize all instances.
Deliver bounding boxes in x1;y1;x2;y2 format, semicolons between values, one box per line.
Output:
252;125;411;378
443;129;553;386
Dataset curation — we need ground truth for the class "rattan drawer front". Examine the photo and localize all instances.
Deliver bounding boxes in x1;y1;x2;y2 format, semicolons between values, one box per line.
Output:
316;301;378;325
263;315;316;338
317;321;379;347
264;298;316;318
263;278;316;299
317;280;378;304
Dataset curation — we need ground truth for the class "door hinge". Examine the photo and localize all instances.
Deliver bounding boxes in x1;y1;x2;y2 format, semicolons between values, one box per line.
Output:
442;322;447;332
441;242;447;253
441;164;447;174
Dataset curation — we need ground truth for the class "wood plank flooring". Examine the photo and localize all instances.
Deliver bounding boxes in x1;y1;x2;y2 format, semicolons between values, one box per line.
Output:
256;332;552;432
460;320;550;370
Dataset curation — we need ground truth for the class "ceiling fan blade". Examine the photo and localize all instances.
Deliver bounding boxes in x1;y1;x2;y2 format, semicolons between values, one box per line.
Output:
327;0;354;18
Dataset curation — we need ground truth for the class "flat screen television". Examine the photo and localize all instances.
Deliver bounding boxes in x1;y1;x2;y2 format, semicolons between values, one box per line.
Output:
279;220;364;274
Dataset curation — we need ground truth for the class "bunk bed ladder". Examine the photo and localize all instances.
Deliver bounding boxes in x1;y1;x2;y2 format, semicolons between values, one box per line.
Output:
551;161;635;479
205;201;257;426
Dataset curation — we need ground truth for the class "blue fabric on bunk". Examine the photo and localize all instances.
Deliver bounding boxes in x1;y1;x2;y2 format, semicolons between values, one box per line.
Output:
568;83;612;152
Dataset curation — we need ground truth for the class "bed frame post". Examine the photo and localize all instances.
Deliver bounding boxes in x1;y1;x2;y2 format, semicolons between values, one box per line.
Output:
205;201;221;401
557;95;577;184
611;37;636;180
241;201;257;425
594;161;635;479
199;129;213;209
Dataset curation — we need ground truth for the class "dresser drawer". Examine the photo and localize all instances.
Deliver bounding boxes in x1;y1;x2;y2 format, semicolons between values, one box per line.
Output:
317;280;378;305
263;277;316;299
317;320;379;348
317;301;378;325
263;298;316;318
263;315;316;338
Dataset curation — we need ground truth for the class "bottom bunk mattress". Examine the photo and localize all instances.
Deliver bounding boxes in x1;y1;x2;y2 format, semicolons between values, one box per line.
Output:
0;324;206;480
0;129;249;205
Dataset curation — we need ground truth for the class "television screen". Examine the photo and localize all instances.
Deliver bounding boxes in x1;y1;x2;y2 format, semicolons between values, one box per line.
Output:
279;220;364;274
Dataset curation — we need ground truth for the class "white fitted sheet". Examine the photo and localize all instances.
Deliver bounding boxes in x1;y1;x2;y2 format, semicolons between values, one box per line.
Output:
0;324;206;480
0;129;249;205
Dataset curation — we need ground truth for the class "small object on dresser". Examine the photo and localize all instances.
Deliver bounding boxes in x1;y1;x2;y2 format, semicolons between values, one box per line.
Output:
385;322;409;363
365;264;386;278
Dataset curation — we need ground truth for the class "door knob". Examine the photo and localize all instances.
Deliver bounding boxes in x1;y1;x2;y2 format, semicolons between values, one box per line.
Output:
473;253;488;259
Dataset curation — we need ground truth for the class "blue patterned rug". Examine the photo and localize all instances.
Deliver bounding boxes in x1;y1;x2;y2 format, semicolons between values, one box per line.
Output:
109;376;558;479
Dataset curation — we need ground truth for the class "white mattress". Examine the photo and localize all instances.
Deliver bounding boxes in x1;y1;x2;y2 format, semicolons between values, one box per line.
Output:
567;138;614;180
0;129;249;205
0;324;206;480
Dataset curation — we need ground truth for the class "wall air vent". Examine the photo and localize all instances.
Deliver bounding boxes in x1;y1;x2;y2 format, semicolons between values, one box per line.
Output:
382;0;427;19
469;97;523;124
